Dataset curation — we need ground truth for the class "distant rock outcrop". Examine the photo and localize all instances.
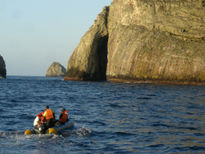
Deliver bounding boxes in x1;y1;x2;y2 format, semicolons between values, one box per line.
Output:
65;0;205;85
0;55;6;78
46;62;66;77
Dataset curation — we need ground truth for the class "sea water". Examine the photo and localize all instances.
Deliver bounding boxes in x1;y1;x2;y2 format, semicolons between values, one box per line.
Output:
0;76;205;153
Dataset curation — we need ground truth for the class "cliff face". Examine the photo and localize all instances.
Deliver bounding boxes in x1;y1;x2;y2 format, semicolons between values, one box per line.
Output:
0;55;6;78
65;0;205;84
46;62;66;77
107;0;205;83
65;7;109;81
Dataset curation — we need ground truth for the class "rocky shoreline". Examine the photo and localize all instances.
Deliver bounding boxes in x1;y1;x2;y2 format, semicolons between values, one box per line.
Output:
107;78;205;86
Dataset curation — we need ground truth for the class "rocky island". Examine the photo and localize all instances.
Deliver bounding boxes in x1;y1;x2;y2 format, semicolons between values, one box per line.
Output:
65;0;205;85
0;55;6;78
46;62;66;77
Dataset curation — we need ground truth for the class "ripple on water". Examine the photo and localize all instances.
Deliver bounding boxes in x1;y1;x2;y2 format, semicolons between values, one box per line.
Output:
137;97;152;100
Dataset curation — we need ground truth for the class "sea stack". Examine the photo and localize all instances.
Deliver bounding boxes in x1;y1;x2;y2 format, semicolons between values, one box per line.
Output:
0;55;6;78
65;0;205;85
46;62;66;77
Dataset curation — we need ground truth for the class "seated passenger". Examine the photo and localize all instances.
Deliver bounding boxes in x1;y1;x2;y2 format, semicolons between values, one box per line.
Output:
43;105;55;128
33;113;43;129
59;108;69;124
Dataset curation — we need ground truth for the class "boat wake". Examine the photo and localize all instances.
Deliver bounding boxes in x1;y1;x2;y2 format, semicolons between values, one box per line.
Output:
0;124;90;140
0;130;24;138
0;130;64;141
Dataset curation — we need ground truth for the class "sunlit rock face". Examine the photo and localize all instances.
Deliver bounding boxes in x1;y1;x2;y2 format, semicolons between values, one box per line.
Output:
0;55;6;78
65;0;205;84
46;62;66;77
65;7;109;81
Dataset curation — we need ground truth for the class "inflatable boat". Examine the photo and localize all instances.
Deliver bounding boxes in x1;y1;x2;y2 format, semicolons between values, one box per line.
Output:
24;120;74;135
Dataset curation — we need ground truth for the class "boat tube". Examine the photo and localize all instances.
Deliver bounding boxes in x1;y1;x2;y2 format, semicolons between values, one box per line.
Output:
24;120;74;135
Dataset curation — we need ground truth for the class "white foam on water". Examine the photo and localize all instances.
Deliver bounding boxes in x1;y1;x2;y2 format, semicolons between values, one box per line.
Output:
76;126;92;137
0;130;24;139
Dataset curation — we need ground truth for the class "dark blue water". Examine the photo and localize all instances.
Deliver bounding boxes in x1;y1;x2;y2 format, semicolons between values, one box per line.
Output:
1;76;205;153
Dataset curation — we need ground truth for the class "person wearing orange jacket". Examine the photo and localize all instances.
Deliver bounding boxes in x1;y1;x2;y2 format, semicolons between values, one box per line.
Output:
33;112;43;128
34;112;46;126
43;106;56;128
59;108;69;124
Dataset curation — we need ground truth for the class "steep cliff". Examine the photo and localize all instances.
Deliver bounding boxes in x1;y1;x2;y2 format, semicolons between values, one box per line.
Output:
46;62;66;77
107;0;205;84
65;0;205;84
65;6;109;81
0;55;6;78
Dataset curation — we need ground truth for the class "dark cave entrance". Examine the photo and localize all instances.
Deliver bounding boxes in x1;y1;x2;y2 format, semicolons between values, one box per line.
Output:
84;35;108;81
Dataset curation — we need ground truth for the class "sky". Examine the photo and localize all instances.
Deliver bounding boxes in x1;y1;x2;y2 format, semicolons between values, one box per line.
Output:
0;0;112;76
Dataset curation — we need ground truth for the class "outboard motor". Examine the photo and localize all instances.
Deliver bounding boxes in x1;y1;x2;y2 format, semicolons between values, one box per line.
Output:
39;124;47;134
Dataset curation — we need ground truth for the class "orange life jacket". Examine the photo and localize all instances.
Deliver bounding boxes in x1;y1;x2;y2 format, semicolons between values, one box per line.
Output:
39;112;46;123
37;113;42;118
45;109;54;120
60;110;68;123
40;116;46;123
36;113;43;125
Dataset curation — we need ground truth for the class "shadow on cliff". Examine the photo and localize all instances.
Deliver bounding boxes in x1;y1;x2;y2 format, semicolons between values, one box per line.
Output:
65;36;108;81
87;35;108;81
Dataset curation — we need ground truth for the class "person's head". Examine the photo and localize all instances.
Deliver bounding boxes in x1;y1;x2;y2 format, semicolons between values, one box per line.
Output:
62;108;65;112
46;105;49;109
37;113;42;118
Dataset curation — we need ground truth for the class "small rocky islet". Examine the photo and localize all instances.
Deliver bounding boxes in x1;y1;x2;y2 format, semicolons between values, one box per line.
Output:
0;55;6;78
46;62;66;77
64;0;205;85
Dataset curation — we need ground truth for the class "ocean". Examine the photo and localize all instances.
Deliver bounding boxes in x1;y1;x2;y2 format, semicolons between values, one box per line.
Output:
0;76;205;153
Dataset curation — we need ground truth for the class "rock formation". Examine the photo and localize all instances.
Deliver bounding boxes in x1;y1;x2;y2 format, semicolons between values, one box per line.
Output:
65;7;109;81
46;62;66;77
0;55;6;78
65;0;205;84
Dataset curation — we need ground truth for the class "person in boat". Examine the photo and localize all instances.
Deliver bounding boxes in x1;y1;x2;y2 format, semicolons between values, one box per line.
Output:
59;108;69;124
33;112;46;129
43;105;56;128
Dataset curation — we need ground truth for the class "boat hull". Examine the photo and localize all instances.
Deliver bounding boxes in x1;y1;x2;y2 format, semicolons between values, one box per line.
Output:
25;120;74;135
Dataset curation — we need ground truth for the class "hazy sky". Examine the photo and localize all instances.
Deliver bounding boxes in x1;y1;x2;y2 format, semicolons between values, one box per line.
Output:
0;0;112;76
